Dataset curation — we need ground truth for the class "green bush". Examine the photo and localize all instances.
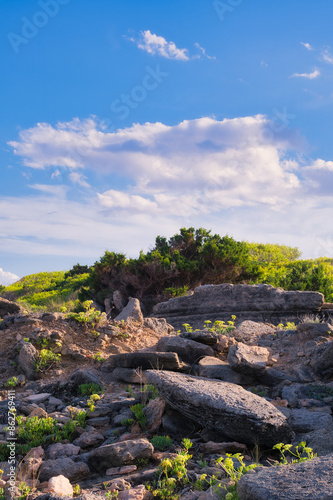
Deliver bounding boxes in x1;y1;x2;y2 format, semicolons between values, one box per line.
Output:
78;383;103;396
150;435;173;451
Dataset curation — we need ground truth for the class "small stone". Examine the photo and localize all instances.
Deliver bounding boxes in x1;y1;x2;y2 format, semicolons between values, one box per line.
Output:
47;475;73;496
106;465;137;476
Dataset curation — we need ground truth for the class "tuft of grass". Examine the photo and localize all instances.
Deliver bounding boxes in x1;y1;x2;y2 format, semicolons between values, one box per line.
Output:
78;383;103;396
150;435;173;451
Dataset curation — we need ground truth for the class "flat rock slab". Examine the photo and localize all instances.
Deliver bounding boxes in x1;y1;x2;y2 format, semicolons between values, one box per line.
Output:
145;371;293;447
198;357;255;385
87;438;154;472
102;352;182;372
156;336;214;364
237;453;333;499
228;343;269;376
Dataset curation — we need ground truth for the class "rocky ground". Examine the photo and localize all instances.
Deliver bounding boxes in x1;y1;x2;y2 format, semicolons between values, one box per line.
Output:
0;293;333;499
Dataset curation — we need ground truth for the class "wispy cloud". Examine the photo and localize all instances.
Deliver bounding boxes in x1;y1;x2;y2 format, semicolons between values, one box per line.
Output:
129;30;190;61
300;42;313;51
194;42;216;60
321;49;333;64
290;69;320;79
0;268;20;286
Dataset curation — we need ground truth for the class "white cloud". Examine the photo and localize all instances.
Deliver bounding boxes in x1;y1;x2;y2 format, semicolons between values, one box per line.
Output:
321;49;333;64
193;42;216;60
300;42;313;51
0;268;20;286
28;184;68;197
291;69;320;79
5;115;333;260
130;30;190;61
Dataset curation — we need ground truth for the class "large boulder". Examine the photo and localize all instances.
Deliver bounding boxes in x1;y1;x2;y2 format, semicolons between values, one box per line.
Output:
145;371;293;447
0;297;23;318
156;336;214;364
151;283;324;329
237;453;333;499
297;322;333;340
38;457;90;482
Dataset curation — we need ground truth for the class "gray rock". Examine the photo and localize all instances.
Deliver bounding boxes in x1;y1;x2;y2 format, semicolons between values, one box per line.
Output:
85;416;110;427
297;428;333;456
87;438;154;472
115;298;143;323
261;368;295;387
228;343;269;376
180;330;219;345
198;357;255;385
314;341;333;378
0;297;22;317
156;336;214;364
237;453;333;499
112;367;146;384
101;351;183;372
289;409;333;433
47;443;81;460
69;369;101;387
73;430;104;449
113;290;127;313
143;317;174;336
18;342;38;380
151;283;324;330
145;371;293;447
38;457;90;482
297;322;333;340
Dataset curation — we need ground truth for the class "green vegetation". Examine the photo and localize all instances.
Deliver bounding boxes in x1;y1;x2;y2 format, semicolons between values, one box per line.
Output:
0;269;90;312
67;300;106;327
130;403;146;429
272;442;316;464
87;393;100;412
303;384;333;401
78;383;103;396
150;435;173;451
4;376;20;388
2;228;333;314
277;322;297;331
35;349;61;373
0;414;85;461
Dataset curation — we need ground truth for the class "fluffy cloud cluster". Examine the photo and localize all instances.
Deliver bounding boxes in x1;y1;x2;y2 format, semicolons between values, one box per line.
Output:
0;268;20;286
131;30;190;61
6;115;333;260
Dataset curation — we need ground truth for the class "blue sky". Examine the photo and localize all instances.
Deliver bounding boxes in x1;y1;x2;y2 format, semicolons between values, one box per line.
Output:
1;0;333;284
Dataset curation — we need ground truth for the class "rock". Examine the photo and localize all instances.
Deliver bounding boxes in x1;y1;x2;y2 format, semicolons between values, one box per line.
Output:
143;397;166;432
261;368;295;387
162;408;200;436
180;330;218;345
69;369;101;387
0;297;23;317
143;318;174;336
314;341;333;378
47;443;81;460
47;476;73;497
200;441;247;454
297;322;333;340
102;352;183;372
227;343;269;377
198;357;255;385
38;457;90;482
289;408;333;433
24;393;51;404
112;367;146;384
30;407;48;418
237;453;333;499
235;321;276;341
18;342;38;380
151;283;324;330
113;290;127;313
86;416;110;427
145;371;293;447
156;336;214;364
87;438;154;472
115;298;143;324
118;485;149;500
106;465;137;476
73;430;104;449
18;446;44;479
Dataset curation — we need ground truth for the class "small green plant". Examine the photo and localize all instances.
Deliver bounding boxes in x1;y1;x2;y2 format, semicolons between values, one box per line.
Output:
105;491;118;499
73;484;81;497
69;407;87;428
87;393;100;412
181;438;193;451
272;442;316;464
67;300;106;329
126;385;135;398
304;384;333;401
4;376;20;388
92;352;106;363
150;435;173;451
18;481;31;500
136;457;149;469
130;403;146;429
248;387;267;397
121;418;134;427
277;322;296;330
36;337;50;348
35;349;61;373
215;453;261;499
78;383;103;396
140;383;159;400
